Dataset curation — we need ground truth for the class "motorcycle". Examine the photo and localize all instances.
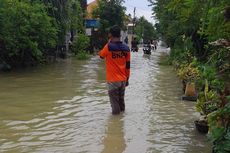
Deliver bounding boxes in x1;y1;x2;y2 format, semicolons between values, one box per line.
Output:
143;44;151;54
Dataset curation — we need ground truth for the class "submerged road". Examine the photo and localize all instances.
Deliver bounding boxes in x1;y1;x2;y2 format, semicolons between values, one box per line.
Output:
0;46;211;153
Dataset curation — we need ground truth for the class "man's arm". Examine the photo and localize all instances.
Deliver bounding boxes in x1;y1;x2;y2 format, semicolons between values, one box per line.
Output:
98;44;108;59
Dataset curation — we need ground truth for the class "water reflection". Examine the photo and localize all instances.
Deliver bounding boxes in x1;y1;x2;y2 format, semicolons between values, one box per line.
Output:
102;115;126;153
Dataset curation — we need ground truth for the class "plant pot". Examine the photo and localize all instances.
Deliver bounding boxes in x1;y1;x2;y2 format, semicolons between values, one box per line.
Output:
182;94;198;101
194;119;209;134
185;82;196;97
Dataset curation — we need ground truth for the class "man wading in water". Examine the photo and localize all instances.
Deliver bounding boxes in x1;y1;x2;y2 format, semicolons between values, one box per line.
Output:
99;25;131;115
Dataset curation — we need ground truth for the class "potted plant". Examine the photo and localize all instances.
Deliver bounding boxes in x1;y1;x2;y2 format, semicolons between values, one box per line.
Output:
195;80;219;134
177;63;200;100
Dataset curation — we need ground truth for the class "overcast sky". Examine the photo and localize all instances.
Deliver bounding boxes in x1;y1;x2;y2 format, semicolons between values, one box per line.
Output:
87;0;155;24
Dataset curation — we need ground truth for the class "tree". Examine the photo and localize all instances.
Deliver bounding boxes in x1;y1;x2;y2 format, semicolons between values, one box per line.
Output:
0;0;87;69
93;0;126;46
38;0;85;44
0;0;57;68
134;16;157;42
67;0;85;41
148;0;230;152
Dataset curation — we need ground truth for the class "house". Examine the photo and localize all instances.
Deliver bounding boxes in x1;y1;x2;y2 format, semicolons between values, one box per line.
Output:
86;0;99;19
85;0;135;49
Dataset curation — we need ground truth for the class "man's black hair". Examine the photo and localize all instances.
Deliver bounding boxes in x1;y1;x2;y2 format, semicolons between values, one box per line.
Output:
109;25;121;38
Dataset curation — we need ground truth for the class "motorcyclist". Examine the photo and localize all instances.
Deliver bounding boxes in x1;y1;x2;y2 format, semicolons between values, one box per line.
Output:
131;37;138;52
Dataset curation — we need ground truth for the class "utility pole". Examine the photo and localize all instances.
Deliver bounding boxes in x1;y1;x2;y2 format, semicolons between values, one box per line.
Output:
133;7;136;36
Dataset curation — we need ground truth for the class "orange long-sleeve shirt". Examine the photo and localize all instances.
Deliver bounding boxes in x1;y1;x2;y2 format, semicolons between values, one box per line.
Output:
99;41;130;82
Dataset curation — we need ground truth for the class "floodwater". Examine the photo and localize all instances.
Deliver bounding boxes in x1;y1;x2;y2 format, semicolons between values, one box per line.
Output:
0;47;211;153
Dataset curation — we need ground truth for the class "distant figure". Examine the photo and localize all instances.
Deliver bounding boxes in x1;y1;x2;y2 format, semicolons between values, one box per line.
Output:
152;40;158;50
98;25;131;115
124;36;128;45
143;42;151;55
131;37;138;52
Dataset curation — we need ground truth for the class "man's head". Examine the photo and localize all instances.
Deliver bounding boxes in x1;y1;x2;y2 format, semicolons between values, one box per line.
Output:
109;25;121;38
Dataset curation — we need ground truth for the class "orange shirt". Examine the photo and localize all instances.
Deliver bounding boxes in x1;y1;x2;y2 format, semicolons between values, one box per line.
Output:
99;41;130;82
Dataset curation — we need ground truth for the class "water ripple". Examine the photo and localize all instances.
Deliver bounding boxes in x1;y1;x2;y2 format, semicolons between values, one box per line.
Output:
0;47;211;153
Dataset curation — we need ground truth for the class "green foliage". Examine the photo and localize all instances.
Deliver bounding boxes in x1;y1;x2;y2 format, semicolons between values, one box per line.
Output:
134;16;158;42
149;0;230;59
0;0;57;68
197;65;225;92
177;63;200;82
149;0;230;151
72;33;90;58
196;80;219;116
42;0;85;43
93;0;126;45
40;0;69;44
206;47;230;81
93;0;125;29
204;0;230;41
208;102;230;153
169;37;196;65
67;0;85;33
0;0;87;68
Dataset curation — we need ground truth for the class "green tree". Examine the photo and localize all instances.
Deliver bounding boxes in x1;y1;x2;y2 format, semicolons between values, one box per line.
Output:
67;0;85;41
39;0;85;44
0;0;57;68
134;16;157;42
148;0;230;152
93;0;126;46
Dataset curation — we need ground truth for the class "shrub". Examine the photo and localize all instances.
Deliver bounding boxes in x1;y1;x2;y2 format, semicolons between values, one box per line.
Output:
177;63;200;83
72;33;90;55
0;0;57;68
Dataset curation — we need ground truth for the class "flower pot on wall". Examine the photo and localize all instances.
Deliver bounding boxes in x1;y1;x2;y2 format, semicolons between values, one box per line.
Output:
185;82;196;97
194;119;209;134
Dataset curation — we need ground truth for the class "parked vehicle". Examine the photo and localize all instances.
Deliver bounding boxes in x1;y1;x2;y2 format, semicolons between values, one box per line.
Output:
143;44;151;54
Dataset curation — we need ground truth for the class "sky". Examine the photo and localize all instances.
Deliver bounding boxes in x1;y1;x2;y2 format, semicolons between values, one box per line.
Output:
87;0;155;24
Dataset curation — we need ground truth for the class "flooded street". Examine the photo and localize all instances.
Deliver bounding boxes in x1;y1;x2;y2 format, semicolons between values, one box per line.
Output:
0;47;211;153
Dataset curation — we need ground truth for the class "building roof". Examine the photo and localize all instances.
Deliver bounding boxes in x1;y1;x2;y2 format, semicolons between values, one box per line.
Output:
86;0;99;19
